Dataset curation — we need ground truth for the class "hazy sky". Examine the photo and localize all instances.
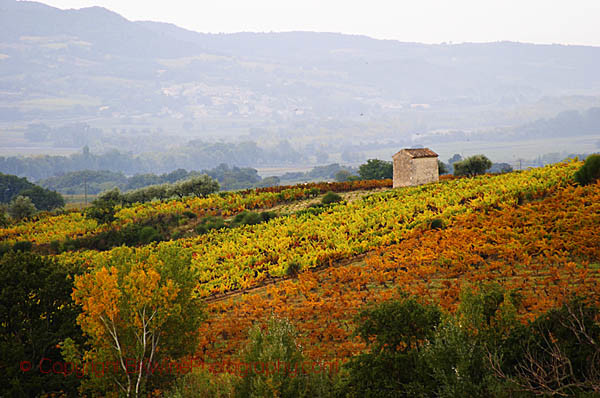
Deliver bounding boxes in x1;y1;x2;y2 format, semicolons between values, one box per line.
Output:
35;0;600;46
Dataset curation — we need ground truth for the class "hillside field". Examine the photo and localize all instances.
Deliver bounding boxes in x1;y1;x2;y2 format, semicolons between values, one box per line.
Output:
2;159;599;397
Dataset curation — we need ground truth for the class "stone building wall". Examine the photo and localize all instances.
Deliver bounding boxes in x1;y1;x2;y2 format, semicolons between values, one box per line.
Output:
392;151;413;188
392;149;439;188
412;157;439;186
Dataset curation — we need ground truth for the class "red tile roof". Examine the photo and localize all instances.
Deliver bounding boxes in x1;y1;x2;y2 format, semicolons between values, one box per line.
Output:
394;148;438;158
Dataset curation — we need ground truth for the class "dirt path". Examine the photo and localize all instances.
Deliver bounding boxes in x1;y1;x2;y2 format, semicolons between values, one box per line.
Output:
204;253;369;304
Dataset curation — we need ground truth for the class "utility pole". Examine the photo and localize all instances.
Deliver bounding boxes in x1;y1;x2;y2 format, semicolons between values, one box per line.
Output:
84;174;88;207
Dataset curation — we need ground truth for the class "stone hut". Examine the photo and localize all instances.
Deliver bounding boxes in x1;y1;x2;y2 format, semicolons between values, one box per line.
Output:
392;148;439;188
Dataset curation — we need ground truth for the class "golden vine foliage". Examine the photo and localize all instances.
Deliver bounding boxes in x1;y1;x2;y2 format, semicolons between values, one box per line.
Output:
0;179;390;245
195;180;600;365
60;161;580;297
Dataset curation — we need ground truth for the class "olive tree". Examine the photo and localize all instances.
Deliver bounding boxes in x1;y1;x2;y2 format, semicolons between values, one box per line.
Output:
453;155;492;177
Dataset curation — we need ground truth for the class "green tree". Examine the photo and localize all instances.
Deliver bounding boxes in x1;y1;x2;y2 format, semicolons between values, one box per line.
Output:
0;173;63;210
235;315;337;398
86;188;123;224
574;153;600;186
358;159;393;180
494;298;600;396
169;175;219;198
437;160;449;175
453;155;492;177
7;195;36;219
256;176;280;188
334;170;359;182
0;206;8;227
343;296;442;397
422;284;520;397
0;173;36;203
0;252;84;397
19;185;65;211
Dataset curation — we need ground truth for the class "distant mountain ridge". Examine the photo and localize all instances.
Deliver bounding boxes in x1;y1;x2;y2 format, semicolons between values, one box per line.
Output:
1;0;600;157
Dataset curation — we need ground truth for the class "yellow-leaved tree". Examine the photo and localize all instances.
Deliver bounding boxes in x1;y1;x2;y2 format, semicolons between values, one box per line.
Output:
72;245;204;397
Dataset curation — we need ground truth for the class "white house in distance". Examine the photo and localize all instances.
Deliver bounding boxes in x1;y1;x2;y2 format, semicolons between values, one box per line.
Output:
392;148;439;188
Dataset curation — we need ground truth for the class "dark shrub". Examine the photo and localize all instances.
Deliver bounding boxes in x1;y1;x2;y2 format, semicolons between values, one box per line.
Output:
85;205;116;224
12;241;33;252
231;211;250;225
430;218;444;230
259;211;276;223
138;226;161;244
574;154;600;186
195;216;226;234
308;187;321;197
182;210;197;219
0;243;11;256
49;240;61;254
0;252;84;397
286;260;301;276
321;191;342;205
240;212;262;226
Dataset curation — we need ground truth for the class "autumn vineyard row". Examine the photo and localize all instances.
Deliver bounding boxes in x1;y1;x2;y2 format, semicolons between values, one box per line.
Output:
59;161;578;297
0;178;391;245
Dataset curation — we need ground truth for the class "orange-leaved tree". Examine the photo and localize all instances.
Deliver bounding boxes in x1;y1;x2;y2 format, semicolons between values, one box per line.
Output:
72;245;204;397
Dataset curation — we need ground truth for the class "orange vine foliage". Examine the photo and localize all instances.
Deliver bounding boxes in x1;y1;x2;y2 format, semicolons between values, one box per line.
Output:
196;182;600;365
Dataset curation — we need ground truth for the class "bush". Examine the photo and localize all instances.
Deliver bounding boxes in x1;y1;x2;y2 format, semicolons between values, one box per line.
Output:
430;218;444;230
195;216;226;235
260;211;277;223
343;295;442;397
239;212;262;226
234;315;338;398
167;367;237;398
7;195;36;219
169;175;219;198
85;204;116;224
308;187;321;197
574;154;600;186
138;226;161;244
182;210;197;219
0;242;11;257
321;191;342;205
12;241;33;252
286;260;301;277
230;211;275;228
86;188;121;224
62;238;78;252
50;240;61;254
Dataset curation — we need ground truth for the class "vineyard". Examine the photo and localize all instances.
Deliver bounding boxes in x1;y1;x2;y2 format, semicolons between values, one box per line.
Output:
197;176;600;363
0;178;391;245
3;159;599;397
58;161;578;296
